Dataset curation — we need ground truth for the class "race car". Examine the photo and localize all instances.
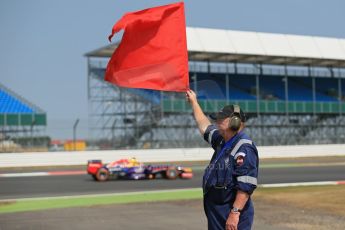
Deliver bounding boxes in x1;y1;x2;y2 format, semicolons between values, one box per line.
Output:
87;157;193;182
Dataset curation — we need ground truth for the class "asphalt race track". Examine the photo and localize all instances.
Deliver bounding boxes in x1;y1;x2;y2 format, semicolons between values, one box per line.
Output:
1;165;345;200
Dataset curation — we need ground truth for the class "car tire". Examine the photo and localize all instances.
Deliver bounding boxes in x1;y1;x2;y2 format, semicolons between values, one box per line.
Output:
165;168;178;180
96;168;109;182
92;175;98;181
147;174;156;180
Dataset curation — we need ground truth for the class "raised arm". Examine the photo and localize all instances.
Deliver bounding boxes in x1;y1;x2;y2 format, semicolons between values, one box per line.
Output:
186;89;211;135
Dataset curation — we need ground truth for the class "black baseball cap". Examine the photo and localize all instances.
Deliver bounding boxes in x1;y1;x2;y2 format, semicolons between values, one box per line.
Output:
209;105;246;122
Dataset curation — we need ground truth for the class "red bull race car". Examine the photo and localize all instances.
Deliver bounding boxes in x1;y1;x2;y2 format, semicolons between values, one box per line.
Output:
87;158;193;181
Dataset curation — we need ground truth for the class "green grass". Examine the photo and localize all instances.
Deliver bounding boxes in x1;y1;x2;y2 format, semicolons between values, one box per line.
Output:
0;189;203;214
1;185;344;215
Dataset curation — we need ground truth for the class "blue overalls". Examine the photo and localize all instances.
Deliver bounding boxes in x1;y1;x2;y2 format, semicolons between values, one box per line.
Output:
203;125;259;230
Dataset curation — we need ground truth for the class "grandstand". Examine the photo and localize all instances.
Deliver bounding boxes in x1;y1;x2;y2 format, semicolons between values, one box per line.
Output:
85;27;345;148
0;83;47;152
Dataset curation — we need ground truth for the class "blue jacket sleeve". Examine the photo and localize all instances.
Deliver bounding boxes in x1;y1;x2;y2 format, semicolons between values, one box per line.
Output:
203;125;223;150
233;144;259;195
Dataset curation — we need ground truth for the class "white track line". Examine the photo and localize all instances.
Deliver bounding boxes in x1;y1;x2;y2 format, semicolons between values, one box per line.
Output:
259;181;342;188
0;171;85;177
0;172;49;177
0;181;344;203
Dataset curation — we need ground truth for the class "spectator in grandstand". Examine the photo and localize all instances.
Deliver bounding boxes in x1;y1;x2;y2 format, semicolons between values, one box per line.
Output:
186;89;259;230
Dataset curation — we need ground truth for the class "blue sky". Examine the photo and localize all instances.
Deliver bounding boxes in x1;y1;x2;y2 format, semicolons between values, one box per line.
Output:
1;0;345;140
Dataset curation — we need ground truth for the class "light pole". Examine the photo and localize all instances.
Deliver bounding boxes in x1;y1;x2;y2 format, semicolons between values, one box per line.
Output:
111;119;117;148
73;118;79;151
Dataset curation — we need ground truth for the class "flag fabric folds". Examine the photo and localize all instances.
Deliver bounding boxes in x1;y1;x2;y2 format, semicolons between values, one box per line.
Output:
105;2;189;92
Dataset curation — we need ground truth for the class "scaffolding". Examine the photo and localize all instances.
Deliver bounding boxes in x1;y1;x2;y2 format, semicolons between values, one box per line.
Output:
85;27;345;149
87;59;164;149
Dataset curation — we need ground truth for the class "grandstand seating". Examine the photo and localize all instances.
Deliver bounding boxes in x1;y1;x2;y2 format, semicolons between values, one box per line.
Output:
315;78;339;96
289;77;337;101
91;67;343;104
0;88;34;113
1;83;46;152
259;75;285;99
193;73;256;100
193;72;343;102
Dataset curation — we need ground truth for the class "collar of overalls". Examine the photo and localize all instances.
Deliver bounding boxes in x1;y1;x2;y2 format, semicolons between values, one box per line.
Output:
214;130;244;164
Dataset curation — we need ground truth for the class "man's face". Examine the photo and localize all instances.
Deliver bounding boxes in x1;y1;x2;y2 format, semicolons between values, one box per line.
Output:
215;117;230;137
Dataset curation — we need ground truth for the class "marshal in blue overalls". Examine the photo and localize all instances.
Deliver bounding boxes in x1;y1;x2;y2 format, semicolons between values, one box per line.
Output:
203;124;259;230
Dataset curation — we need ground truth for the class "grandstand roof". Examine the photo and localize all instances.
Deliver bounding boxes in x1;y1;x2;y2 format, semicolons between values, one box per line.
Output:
86;27;345;68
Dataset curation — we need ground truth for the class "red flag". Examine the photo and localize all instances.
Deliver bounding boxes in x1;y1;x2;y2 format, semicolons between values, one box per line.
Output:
105;2;189;92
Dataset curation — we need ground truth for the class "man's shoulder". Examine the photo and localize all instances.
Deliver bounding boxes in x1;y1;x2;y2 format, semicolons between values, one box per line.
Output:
238;131;252;141
233;132;258;152
204;125;224;147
